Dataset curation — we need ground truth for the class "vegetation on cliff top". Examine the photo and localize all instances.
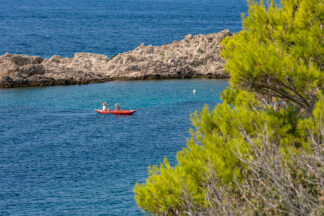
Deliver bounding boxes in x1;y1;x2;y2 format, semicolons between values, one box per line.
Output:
134;0;324;215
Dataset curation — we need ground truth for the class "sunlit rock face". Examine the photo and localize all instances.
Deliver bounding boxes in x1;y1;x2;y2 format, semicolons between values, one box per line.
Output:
0;30;232;88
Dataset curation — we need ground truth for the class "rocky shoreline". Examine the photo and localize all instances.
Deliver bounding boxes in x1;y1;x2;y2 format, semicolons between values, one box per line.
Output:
0;30;232;88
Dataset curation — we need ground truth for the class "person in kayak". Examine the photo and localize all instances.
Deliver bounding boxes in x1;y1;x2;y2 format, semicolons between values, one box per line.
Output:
102;102;108;111
115;103;120;111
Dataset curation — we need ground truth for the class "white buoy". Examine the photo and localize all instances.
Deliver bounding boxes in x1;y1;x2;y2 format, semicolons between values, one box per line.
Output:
193;89;196;94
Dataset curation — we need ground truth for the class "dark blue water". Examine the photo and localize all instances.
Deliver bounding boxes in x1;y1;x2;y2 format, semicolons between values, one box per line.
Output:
0;80;228;215
0;0;247;58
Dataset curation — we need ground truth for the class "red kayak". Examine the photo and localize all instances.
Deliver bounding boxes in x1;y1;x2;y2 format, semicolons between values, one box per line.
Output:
96;109;136;115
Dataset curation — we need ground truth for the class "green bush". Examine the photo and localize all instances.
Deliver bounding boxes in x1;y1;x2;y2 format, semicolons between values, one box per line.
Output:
134;0;324;215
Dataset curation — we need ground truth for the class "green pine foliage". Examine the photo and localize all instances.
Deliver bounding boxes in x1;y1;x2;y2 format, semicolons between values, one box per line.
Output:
222;0;324;113
134;0;324;215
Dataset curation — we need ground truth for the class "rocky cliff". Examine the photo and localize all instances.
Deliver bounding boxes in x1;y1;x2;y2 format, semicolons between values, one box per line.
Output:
0;30;232;88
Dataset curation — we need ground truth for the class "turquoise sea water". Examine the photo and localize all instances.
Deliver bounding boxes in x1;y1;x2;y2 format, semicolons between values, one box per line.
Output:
0;80;228;215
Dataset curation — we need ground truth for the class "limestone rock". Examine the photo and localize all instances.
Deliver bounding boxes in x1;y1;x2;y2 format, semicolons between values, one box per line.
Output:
0;30;232;88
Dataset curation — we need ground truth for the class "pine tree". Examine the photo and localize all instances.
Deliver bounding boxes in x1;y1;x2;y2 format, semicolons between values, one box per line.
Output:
134;0;324;215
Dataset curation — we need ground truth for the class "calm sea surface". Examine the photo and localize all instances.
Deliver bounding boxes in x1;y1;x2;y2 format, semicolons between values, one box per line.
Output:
0;80;228;215
0;0;247;215
0;0;247;58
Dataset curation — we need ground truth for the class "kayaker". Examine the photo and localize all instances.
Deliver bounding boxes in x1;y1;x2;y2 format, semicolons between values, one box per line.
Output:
102;102;108;111
115;103;120;111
